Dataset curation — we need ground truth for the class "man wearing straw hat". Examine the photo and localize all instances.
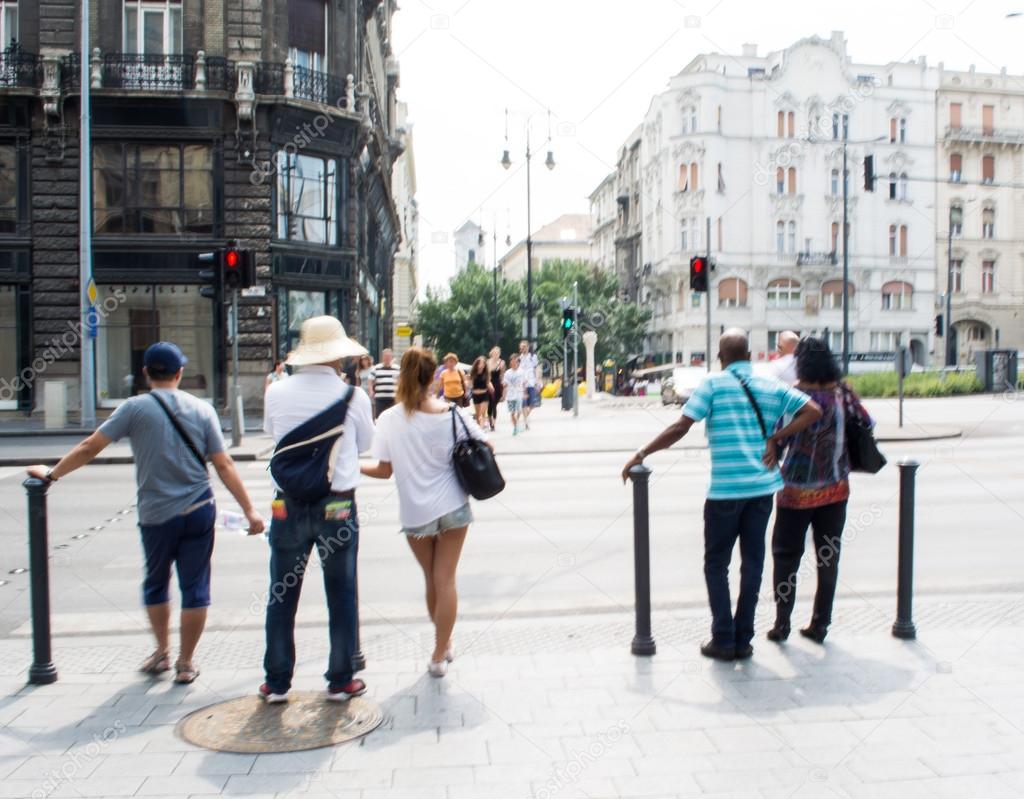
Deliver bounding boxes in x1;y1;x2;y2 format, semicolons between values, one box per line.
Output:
260;316;375;703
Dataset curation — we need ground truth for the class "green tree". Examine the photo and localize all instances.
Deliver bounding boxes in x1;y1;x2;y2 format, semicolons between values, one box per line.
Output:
415;262;522;362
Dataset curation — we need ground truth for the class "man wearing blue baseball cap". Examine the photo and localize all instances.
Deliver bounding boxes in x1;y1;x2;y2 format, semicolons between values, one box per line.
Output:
27;341;265;684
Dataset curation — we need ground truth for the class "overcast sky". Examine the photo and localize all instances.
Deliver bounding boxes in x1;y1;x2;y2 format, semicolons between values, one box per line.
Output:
392;0;1024;295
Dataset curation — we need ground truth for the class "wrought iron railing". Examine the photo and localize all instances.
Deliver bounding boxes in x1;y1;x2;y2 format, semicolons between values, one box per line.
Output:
101;53;195;90
255;62;285;95
0;46;40;89
203;56;236;92
61;53;80;90
293;65;346;106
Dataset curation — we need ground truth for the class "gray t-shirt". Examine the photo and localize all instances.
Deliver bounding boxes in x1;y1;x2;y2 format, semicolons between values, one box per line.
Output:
98;389;225;526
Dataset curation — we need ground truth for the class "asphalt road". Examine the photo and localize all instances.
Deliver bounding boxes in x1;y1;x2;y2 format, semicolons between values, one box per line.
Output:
0;393;1021;639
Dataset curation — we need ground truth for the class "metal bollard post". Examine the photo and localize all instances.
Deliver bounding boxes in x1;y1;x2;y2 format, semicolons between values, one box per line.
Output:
24;478;58;684
628;464;656;656
892;459;919;640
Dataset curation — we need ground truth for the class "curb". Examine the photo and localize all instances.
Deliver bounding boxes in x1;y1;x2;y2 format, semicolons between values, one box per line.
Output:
0;452;261;467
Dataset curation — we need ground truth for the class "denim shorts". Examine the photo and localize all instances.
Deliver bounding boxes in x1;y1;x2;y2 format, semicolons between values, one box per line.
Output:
402;503;474;538
507;398;522;413
139;491;215;608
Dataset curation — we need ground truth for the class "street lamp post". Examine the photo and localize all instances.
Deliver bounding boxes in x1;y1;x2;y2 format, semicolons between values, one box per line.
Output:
501;111;555;352
945;205;962;367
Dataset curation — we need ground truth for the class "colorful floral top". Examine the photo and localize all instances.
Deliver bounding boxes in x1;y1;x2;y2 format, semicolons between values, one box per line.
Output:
777;383;872;509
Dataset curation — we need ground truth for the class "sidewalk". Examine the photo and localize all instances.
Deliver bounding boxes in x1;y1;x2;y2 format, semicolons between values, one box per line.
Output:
0;593;1021;798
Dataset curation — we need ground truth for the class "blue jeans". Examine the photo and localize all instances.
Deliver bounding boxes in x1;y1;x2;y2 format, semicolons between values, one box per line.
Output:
703;495;773;649
263;493;359;693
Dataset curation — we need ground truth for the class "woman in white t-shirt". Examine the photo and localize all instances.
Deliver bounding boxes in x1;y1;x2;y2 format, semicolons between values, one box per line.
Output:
361;347;490;677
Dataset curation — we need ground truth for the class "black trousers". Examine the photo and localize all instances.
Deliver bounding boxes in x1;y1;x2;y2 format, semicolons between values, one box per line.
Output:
770;500;847;630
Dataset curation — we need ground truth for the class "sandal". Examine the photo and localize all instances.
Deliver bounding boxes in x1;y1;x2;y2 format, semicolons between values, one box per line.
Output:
174;661;200;684
140;650;171;675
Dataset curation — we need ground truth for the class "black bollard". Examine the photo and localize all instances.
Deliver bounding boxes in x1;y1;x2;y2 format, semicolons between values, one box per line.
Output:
892;459;919;640
24;478;58;684
628;464;656;656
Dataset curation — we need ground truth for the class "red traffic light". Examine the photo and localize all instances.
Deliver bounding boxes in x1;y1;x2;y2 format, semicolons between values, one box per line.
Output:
692;257;705;273
225;249;240;268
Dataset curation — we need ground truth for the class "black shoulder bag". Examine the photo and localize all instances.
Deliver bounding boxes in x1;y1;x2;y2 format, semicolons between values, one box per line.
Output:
451;407;505;500
842;383;886;473
733;374;767;439
150;392;206;468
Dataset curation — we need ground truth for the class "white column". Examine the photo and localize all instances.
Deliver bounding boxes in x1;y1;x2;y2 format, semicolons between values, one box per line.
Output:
583;331;598;398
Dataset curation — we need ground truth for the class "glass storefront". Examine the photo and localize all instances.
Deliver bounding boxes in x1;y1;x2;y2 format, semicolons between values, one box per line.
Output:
96;284;213;405
284;289;326;354
0;284;16;408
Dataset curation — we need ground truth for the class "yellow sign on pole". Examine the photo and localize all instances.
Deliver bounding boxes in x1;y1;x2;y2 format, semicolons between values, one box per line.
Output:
396;325;414;338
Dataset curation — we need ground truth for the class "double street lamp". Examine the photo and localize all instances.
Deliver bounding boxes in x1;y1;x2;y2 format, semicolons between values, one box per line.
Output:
945;204;964;367
501;110;555;351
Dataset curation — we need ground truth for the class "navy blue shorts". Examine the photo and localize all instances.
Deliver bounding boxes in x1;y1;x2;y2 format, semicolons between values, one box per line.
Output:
139;494;216;609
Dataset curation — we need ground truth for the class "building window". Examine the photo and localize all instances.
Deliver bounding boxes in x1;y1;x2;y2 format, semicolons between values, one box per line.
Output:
0;1;16;49
831;169;840;196
775;221;785;253
767;278;801;308
950;102;961;129
982;104;994;136
967;324;987;342
787;221;796;253
775;167;784;195
0;143;17;234
982;207;994;239
870;331;902;351
899;118;907;143
829;330;852;353
821;279;853;309
899;172;908;200
717;162;725;193
678;164;688;192
787;167;797;195
949;153;962;182
889;117;907;143
888;172;897;199
888;224;908;257
950;205;962;237
690;163;699;193
681;218;701;251
93;143;213;235
123;0;183;55
881;280;913;310
289;0;328;72
832;113;849;140
777;110;784;138
718;277;748;308
889;117;897;143
830;221;839;252
982;260;995;293
682;106;698;134
982;154;995;184
275;151;339;245
951;259;963;292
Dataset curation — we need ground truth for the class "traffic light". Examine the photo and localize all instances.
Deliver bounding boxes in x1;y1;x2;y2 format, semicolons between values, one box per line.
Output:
934;313;943;337
198;250;222;300
562;307;575;339
223;244;256;290
690;255;709;292
863;154;875;192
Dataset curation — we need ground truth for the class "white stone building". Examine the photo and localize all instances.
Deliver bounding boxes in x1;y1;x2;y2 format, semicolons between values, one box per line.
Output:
637;32;938;366
453;220;484;271
588;171;617;270
391;102;418;357
498;214;594;282
934;65;1024;365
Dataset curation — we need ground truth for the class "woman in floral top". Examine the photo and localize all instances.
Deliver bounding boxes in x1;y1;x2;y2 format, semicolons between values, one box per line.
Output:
767;337;872;645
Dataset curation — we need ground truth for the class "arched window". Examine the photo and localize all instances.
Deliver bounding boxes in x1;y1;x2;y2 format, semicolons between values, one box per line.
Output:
787;221;796;253
775;221;785;253
983;207;995;239
787;111;795;138
718;278;749;308
952;259;963;292
898;172;909;200
950;204;963;237
777;111;785;138
982;154;995;184
831;169;840;196
888;225;897;256
899;118;907;143
689;162;699;192
830;222;839;252
776;167;785;195
950;153;962;182
678;164;688;191
787;167;797;195
821;279;854;310
982;260;996;293
899;224;908;256
881;280;913;310
889;224;908;256
888;172;897;200
682;106;698;134
767;278;801;308
890;117;897;143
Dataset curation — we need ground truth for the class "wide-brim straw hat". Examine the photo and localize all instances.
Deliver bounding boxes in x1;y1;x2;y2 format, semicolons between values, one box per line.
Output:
285;316;368;366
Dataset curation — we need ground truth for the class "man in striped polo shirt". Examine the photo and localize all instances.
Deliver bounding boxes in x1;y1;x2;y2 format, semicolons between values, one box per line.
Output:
622;329;821;661
370;348;400;418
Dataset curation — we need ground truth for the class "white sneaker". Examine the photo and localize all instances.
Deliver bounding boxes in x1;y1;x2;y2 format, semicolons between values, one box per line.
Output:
444;645;455;663
427;659;448;678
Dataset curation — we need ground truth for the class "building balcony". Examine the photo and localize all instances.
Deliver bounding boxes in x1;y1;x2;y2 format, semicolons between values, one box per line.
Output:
945;126;1024;147
0;46;40;89
797;250;838;267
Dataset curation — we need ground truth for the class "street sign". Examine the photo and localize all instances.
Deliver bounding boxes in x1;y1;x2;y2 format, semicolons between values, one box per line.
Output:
241;286;266;298
396;325;414;338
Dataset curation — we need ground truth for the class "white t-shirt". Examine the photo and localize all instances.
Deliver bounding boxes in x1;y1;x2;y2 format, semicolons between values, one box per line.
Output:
518;352;539;387
772;353;798;386
502;368;525;402
370;405;488;528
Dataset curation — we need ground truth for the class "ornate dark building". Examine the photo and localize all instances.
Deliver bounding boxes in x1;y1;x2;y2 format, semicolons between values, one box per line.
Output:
0;0;402;416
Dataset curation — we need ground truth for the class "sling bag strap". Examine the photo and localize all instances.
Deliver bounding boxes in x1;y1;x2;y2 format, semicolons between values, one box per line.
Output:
150;391;207;468
732;372;767;440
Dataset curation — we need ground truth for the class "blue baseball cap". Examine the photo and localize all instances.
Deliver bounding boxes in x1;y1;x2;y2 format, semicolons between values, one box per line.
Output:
143;341;188;374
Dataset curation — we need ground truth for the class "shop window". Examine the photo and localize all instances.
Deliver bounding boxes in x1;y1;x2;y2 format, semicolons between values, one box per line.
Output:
94;143;213;235
0;144;18;234
275;151;339;245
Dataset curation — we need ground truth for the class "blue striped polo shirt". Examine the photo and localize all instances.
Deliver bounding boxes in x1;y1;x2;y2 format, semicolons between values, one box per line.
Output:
682;361;809;500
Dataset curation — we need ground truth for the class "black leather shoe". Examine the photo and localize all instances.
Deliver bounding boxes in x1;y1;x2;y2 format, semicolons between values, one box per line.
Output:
734;644;754;659
800;625;828;644
700;640;736;661
767;624;790;643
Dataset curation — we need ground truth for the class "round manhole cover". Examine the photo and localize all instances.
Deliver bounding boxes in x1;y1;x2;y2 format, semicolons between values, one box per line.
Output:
175;692;383;753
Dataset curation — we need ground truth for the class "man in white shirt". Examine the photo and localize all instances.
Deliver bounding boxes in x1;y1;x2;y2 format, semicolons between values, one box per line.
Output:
772;331;800;385
260;316;374;704
517;339;540;429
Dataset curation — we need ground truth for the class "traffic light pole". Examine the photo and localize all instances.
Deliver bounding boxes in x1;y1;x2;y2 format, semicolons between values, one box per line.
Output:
705;217;712;373
572;280;579;418
230;289;243;448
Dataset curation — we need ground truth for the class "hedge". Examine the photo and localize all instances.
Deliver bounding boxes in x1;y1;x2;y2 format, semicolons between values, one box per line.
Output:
845;371;984;398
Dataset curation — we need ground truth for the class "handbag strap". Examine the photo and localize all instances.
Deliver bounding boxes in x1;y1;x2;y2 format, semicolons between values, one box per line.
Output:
450;403;472;444
731;372;767;439
150;391;206;468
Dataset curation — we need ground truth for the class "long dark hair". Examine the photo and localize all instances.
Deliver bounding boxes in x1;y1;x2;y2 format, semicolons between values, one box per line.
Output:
795;337;842;384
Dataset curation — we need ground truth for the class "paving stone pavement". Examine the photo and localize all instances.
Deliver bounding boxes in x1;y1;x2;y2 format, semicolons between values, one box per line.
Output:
0;595;1022;798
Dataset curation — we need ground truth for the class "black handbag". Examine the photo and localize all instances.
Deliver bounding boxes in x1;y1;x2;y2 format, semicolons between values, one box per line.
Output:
842;384;886;474
451;407;505;500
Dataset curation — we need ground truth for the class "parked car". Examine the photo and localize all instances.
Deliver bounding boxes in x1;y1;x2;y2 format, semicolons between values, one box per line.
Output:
661;366;706;406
